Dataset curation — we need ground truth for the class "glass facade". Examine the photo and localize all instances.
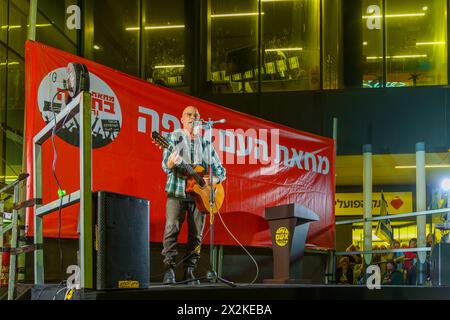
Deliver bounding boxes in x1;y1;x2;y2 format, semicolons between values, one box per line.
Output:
0;0;79;184
322;0;343;90
144;0;186;89
209;0;259;93
93;0;140;76
261;0;320;92
209;0;322;93
361;0;448;88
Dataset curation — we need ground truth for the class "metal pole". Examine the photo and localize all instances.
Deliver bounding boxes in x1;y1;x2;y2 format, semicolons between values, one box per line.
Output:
363;144;372;265
217;245;223;278
7;184;20;300
0;202;3;283
33;142;44;285
416;142;426;264
80;92;93;289
329;117;338;284
28;0;38;40
416;142;427;285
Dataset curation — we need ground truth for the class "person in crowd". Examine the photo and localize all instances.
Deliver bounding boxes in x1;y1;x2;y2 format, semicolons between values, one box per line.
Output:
392;240;404;271
382;260;404;285
372;245;381;265
426;233;435;247
336;256;353;285
345;244;362;265
379;244;388;275
404;238;418;284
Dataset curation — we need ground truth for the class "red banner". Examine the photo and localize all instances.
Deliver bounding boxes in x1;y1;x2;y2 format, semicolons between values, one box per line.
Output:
24;41;335;249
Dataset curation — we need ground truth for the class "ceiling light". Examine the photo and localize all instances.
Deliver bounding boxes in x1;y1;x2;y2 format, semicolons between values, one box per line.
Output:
154;65;185;69
395;164;450;169
211;12;264;18
362;13;426;19
416;41;446;46
265;47;303;52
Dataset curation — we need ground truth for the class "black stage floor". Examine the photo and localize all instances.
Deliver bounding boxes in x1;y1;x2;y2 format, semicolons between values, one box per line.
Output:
30;283;450;300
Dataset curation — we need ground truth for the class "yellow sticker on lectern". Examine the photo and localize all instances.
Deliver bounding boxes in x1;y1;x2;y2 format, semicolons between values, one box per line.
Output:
118;280;139;288
275;227;289;247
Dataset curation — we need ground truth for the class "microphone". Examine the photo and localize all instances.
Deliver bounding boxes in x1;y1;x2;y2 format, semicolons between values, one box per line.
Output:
200;118;226;125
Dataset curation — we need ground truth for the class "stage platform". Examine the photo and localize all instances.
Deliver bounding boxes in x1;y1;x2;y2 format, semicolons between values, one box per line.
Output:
30;283;450;300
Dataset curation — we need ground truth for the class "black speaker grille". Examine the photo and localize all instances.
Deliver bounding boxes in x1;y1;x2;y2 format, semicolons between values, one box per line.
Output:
95;191;149;289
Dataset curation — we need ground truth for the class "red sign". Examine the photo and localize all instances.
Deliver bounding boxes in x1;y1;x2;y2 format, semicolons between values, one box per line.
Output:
24;41;335;249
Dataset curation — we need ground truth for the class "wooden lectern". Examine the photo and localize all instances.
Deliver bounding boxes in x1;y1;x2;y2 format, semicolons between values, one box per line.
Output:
264;203;319;284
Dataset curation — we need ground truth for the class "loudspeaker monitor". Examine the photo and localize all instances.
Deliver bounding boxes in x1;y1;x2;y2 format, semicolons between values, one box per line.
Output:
95;191;150;290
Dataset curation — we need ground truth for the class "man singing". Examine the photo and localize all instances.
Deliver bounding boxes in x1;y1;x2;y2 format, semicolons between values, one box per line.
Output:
161;106;226;285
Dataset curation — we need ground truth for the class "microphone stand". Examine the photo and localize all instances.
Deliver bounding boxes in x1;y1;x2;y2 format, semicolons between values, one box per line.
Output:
174;118;235;287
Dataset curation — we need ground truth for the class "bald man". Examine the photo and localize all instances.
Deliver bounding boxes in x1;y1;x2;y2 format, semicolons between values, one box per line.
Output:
161;106;226;285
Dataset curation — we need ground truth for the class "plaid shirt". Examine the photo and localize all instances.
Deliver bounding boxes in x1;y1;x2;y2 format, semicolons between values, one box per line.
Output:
162;129;226;199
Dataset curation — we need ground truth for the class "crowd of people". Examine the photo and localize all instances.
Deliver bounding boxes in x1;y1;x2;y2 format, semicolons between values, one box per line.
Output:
335;234;435;286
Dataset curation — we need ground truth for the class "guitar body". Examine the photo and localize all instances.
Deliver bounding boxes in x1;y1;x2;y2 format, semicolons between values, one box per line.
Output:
151;131;225;214
185;165;225;214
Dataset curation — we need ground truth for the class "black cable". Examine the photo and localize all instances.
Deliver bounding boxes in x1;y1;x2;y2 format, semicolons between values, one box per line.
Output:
50;89;68;280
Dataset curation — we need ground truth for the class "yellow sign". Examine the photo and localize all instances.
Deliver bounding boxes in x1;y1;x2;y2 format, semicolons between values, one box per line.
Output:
335;192;413;216
275;227;289;247
118;280;139;289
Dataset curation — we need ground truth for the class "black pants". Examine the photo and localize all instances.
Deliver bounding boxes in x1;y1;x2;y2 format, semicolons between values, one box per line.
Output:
162;196;206;268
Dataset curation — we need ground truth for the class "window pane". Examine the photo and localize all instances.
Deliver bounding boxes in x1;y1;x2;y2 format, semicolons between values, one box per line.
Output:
386;0;447;86
8;0;28;55
36;10;77;54
37;0;78;44
210;0;259;94
93;0;139;76
6;49;24;177
0;0;7;43
0;43;6;115
144;0;187;91
0;44;5;181
262;0;320;92
362;0;384;88
322;0;343;90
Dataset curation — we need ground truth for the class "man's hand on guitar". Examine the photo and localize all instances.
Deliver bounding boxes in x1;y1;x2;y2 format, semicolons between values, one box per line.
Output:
167;150;182;169
203;176;219;186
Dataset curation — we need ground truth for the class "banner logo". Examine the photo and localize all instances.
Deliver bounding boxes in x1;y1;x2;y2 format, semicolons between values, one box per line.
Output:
275;227;289;247
37;67;122;148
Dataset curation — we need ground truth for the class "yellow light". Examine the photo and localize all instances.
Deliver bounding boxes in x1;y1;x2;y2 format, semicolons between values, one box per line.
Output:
0;62;19;66
363;41;368;46
367;54;427;60
154;64;185;69
93;45;101;50
416;41;446;46
1;25;21;29
395;164;450;169
265;47;303;52
422;6;429;11
362;13;426;19
211;12;264;18
126;25;185;31
1;24;51;29
146;25;185;30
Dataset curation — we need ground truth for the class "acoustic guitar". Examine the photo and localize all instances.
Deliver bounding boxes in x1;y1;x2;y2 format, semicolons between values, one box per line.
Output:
151;131;225;214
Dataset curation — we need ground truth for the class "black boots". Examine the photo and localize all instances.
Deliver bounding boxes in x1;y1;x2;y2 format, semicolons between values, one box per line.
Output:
163;267;176;284
163;266;201;285
184;267;200;285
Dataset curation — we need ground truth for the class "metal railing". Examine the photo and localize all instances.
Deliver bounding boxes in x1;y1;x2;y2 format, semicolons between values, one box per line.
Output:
33;92;93;289
0;173;30;300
